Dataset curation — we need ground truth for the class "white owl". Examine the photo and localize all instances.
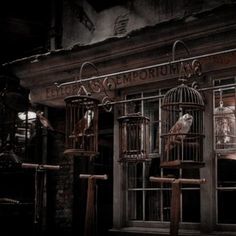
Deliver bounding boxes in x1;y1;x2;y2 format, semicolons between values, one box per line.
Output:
215;117;231;145
165;113;193;152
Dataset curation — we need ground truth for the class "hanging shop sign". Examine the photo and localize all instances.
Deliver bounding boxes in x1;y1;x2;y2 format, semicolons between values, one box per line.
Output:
31;50;236;106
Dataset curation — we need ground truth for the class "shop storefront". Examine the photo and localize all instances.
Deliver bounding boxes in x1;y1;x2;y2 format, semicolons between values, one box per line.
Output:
1;2;236;235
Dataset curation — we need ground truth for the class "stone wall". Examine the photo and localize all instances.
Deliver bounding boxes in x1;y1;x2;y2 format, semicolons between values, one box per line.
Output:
47;109;74;231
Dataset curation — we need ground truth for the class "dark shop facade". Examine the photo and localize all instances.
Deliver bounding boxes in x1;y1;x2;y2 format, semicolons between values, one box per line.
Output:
1;1;236;236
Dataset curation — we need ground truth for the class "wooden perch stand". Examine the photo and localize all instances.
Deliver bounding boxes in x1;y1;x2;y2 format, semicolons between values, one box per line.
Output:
80;174;108;236
79;174;108;180
150;176;206;236
22;162;60;224
22;163;60;170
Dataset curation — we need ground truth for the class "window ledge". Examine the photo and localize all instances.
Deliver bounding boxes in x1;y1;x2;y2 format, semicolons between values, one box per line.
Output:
109;227;236;236
109;227;201;235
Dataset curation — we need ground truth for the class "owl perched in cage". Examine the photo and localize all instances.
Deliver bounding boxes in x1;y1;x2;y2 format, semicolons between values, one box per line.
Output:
73;109;94;136
36;111;54;131
165;113;193;152
215;117;231;145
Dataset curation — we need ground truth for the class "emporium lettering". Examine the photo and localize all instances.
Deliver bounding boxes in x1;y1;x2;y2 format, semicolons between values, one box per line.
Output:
109;63;180;88
44;60;202;100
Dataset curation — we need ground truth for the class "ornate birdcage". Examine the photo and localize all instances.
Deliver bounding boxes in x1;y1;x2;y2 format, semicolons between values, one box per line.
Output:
215;92;236;150
118;113;150;162
64;95;99;157
64;62;99;157
161;83;205;168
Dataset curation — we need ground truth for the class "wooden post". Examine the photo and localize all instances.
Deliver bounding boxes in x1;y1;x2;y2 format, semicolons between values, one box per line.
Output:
170;180;181;236
150;177;206;236
21;163;60;224
80;174;108;236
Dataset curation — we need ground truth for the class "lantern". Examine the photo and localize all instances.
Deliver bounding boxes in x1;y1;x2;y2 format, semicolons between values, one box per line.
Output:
118;113;150;162
161;83;205;168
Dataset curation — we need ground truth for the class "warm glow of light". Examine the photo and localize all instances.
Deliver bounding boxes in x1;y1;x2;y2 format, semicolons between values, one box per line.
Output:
18;111;36;120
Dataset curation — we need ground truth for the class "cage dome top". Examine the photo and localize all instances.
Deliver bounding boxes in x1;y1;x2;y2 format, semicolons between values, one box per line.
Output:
215;104;234;116
162;83;204;109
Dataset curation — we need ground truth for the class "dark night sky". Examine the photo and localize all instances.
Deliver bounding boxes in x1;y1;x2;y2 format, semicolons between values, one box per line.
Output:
0;0;129;64
0;0;50;64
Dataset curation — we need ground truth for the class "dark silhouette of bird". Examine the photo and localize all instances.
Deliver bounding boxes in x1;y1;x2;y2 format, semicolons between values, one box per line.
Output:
165;113;193;152
73;109;94;136
36;111;54;131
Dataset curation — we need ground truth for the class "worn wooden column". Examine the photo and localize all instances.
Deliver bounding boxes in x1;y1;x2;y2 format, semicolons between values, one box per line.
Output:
22;163;60;225
170;180;181;236
80;174;108;236
150;177;206;236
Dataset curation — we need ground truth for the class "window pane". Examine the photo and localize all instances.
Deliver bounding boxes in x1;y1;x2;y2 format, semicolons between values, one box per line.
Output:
145;190;161;221
218;190;236;224
182;190;200;222
144;92;160;153
128;190;143;220
128;162;144;188
163;189;171;221
126;94;141;114
124;86;202;225
218;159;236;187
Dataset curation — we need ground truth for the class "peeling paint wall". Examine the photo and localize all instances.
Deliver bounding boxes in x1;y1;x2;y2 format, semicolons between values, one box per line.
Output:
62;0;231;48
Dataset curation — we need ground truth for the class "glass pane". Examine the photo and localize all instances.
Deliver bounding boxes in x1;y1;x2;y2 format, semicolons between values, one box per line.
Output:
16;111;36;158
147;158;161;186
182;169;200;188
182;168;200;179
128;190;143;220
126;94;141;114
218;190;236;224
128;162;144;188
163;168;180;178
182;190;200;222
145;190;161;221
144;92;160;153
163;189;171;221
218;159;236;187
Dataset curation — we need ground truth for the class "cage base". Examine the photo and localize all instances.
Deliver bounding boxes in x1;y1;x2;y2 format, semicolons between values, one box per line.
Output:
160;160;205;169
118;157;151;163
64;149;98;157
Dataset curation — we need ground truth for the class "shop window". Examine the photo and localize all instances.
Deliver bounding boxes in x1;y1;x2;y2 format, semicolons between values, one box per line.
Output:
214;77;236;224
123;90;200;225
16;111;37;158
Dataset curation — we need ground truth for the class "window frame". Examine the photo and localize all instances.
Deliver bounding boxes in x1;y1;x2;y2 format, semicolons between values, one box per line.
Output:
213;76;236;229
116;86;201;229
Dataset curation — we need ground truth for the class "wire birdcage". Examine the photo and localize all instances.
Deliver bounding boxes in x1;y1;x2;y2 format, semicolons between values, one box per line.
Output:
118;113;150;162
215;90;236;150
64;95;99;156
161;83;205;168
64;62;99;157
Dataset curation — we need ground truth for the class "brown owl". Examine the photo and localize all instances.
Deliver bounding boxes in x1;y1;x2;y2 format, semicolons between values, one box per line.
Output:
73;109;94;136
